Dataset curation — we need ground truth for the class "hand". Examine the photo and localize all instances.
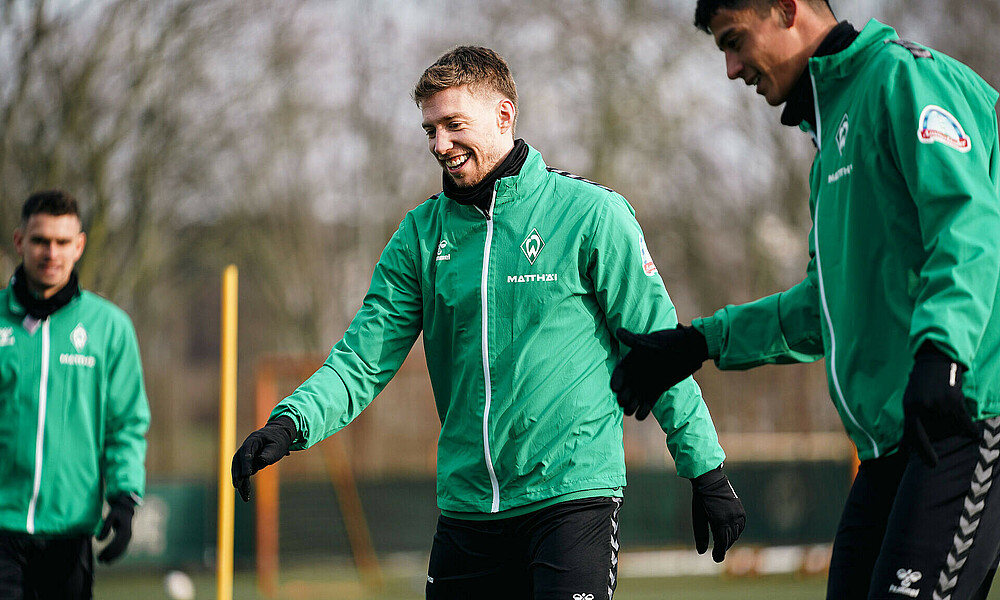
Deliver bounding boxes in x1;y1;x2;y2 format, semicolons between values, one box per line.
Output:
690;466;745;562
611;325;709;420
232;416;297;502
902;345;978;467
96;494;137;563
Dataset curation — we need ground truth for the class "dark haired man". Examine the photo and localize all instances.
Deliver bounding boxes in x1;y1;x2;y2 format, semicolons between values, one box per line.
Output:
233;46;744;599
612;1;1000;598
0;190;150;598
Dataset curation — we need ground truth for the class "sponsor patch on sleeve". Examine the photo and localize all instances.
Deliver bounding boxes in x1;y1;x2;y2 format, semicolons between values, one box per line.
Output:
639;236;658;276
917;104;971;153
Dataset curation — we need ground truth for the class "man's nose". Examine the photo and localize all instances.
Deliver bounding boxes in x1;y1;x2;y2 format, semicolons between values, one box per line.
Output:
725;51;742;80
432;130;453;156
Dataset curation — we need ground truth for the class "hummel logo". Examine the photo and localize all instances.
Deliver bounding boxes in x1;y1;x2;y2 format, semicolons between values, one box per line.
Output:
572;594;595;600
889;568;922;597
521;228;544;265
0;327;13;347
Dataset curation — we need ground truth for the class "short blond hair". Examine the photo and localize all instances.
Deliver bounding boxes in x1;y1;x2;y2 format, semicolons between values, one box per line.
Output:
413;46;518;125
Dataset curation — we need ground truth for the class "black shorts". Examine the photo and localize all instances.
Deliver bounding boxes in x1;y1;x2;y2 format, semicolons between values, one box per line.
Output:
828;417;1000;600
0;531;93;600
426;496;622;600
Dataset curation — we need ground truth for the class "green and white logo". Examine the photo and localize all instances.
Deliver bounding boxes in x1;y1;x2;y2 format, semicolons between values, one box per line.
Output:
520;228;544;265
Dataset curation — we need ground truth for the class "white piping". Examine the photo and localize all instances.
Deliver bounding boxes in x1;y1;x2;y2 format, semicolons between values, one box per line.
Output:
809;69;880;459
480;189;501;512
26;318;50;533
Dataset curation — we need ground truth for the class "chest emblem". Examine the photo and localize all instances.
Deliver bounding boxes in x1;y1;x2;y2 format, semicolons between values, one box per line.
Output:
836;114;849;155
0;327;13;347
521;228;545;265
918;105;971;153
70;324;88;351
436;239;451;261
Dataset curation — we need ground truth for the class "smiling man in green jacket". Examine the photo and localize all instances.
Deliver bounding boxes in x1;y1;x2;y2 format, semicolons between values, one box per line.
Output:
233;46;744;599
0;190;150;599
612;1;1000;599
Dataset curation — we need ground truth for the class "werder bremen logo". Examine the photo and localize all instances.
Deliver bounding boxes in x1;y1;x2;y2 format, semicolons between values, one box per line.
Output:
70;324;88;351
520;228;545;265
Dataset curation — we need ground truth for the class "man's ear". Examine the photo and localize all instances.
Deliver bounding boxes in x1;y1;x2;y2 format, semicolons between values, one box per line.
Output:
497;98;516;135
777;0;797;27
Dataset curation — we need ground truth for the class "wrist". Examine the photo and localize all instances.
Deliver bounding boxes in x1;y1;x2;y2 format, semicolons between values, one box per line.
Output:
270;415;298;444
690;464;726;490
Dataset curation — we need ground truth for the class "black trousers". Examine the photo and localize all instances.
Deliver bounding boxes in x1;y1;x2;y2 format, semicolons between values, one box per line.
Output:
426;496;622;600
0;532;93;600
828;417;1000;599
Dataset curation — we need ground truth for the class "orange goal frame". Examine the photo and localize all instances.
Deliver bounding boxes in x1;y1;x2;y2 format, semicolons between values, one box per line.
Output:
253;355;383;597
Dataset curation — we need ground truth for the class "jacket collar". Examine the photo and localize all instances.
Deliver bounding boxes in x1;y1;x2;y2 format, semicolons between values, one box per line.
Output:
493;144;546;205
439;143;547;210
809;19;897;86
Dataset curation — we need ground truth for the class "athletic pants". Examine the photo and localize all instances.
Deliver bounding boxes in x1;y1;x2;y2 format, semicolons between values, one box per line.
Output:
0;532;93;600
828;417;1000;599
426;496;622;600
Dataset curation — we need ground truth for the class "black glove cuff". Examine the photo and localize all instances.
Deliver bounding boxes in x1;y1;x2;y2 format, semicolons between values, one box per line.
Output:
270;415;298;445
914;342;966;371
108;494;137;516
680;325;710;365
690;464;726;491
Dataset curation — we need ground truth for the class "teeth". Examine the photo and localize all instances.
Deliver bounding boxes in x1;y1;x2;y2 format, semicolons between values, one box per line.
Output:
445;155;468;168
751;75;760;86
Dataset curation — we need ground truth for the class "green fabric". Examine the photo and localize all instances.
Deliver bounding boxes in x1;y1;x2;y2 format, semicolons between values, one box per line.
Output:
441;487;621;521
274;145;725;514
0;286;150;535
697;20;1000;461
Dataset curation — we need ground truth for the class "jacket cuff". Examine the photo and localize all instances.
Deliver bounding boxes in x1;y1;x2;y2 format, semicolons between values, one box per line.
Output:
692;315;724;361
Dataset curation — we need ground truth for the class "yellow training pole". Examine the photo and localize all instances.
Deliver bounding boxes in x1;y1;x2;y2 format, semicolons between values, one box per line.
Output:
217;265;238;600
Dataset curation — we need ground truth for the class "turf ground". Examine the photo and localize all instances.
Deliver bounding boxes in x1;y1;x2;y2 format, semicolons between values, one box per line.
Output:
93;562;1000;600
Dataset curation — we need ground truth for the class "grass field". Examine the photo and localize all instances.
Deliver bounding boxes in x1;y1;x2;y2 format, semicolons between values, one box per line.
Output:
93;559;1000;600
96;569;828;600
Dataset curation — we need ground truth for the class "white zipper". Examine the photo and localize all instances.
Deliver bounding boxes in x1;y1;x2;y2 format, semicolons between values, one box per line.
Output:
26;318;50;533
809;70;879;459
479;189;501;512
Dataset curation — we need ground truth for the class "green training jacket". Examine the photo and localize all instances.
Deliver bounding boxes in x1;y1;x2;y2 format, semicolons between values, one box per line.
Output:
694;20;1000;461
274;144;726;514
0;284;150;535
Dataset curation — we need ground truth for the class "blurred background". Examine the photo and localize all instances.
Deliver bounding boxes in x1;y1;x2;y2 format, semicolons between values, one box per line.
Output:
2;0;998;596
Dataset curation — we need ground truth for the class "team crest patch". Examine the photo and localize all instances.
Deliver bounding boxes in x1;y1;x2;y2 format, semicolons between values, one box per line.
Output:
639;237;658;276
0;327;13;347
917;105;971;153
70;324;88;351
521;228;544;265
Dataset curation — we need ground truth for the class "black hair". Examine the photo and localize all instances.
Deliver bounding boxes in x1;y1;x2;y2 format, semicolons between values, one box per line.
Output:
21;190;80;225
694;0;834;33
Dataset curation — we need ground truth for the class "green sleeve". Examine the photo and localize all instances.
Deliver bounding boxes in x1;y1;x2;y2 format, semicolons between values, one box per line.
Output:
591;194;725;478
272;216;424;449
886;57;1000;365
692;251;825;370
103;315;151;500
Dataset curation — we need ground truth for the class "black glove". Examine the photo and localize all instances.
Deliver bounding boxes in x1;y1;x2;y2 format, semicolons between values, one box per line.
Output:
690;466;745;563
232;415;297;502
96;494;137;563
611;325;710;420
902;345;978;467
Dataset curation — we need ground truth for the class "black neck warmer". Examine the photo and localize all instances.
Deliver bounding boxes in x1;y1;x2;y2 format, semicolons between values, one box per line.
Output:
443;138;529;215
11;265;81;319
780;21;860;130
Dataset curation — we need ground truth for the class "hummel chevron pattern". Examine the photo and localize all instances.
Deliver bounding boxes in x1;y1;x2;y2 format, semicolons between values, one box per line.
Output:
608;497;622;600
933;416;1000;600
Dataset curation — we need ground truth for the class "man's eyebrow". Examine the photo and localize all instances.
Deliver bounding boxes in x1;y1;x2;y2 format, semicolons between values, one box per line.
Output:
422;112;465;129
716;28;736;50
